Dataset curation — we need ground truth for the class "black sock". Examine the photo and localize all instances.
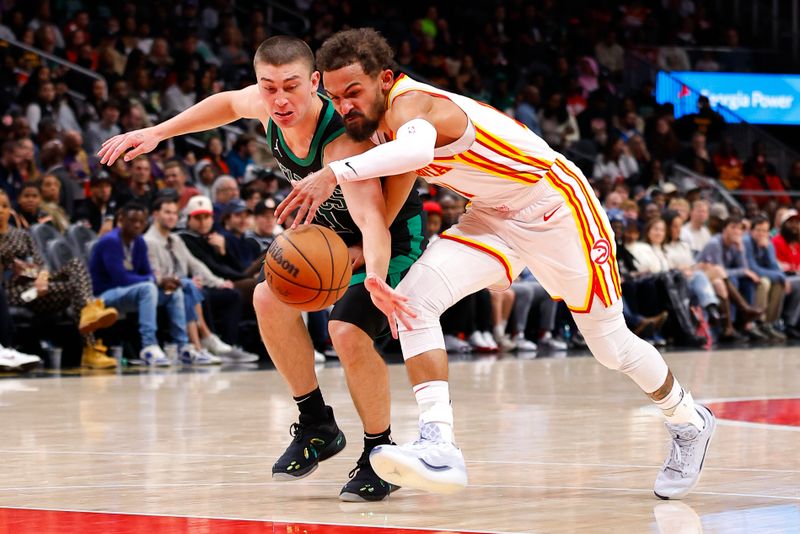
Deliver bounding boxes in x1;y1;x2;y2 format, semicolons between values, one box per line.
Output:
364;426;392;452
293;387;329;423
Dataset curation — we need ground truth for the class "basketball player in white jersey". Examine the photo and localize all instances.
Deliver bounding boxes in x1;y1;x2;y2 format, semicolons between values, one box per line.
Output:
277;28;715;500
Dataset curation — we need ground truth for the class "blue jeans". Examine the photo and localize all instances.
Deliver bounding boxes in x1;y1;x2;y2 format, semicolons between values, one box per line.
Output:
100;281;188;347
180;278;204;323
688;270;718;308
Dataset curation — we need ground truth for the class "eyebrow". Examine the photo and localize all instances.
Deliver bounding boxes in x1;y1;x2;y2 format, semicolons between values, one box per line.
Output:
326;81;362;98
259;75;301;83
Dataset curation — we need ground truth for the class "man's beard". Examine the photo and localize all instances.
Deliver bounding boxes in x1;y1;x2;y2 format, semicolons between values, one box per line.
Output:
343;98;384;142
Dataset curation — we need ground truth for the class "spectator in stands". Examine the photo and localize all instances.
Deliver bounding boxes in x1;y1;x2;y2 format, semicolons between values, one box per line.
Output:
713;138;745;190
593;137;639;187
0;190;119;368
145;197;239;362
675;96;725;143
162;70;197;117
201;136;230;176
648;117;681;162
744;215;788;341
681;199;711;256
39;139;75;216
39;173;70;233
14;182;46;229
84;99;121;155
63;130;91;185
697;216;767;341
538;92;579;150
15;138;39;183
513;85;541;136
125;155;157;207
193;160;218;199
678;132;717;178
89;201;200;366
225;134;256;180
210;174;239;224
75;174;117;236
740;154;791;208
658;33;691;71
771;209;800;338
439;193;466;233
179;196;256;318
0;140;24;202
422;200;443;242
220;199;259;271
594;31;625;76
245;198;281;252
162;161;199;210
510;269;566;351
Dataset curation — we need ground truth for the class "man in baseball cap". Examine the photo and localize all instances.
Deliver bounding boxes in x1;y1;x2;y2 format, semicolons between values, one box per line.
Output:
247;198;282;252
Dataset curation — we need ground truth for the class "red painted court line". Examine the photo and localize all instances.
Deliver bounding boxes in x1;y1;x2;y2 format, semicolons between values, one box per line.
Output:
0;508;490;534
706;398;800;427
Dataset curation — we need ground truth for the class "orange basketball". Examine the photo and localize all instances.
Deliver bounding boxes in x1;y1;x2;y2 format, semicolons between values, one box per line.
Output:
264;224;352;312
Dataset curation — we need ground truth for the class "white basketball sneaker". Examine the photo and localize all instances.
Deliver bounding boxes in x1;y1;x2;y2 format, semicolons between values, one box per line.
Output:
200;333;233;355
654;405;716;500
140;345;170;367
369;423;468;494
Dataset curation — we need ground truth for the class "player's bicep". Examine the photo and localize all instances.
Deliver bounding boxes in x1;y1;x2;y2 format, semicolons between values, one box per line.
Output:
384;91;436;131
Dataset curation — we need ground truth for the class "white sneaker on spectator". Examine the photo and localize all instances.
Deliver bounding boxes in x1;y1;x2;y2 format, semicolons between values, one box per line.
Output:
180;345;217;365
444;334;472;353
512;333;538;352
221;346;259;363
493;333;516;351
539;331;568;351
481;331;499;351
0;346;41;372
201;334;233;355
314;350;326;363
140;345;170;367
468;331;494;352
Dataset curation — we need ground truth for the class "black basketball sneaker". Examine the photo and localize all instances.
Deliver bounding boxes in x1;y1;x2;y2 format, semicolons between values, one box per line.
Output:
272;407;346;480
339;448;400;502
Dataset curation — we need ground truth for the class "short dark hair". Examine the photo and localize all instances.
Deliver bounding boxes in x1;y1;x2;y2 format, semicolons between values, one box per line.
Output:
121;201;147;217
253;35;314;72
723;215;743;229
750;214;770;228
316;28;395;76
152;196;177;212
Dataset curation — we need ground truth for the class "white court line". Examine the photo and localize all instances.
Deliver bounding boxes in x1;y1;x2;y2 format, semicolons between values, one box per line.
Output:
0;481;796;502
638;396;800;432
1;449;798;474
0;505;516;534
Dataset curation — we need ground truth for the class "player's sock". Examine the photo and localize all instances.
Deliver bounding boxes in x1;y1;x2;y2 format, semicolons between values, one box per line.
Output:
364;426;393;452
493;321;507;340
294;386;329;422
653;379;705;431
414;381;454;443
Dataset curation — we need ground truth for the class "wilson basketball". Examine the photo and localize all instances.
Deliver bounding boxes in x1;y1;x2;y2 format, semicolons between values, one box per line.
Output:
264;224;352;312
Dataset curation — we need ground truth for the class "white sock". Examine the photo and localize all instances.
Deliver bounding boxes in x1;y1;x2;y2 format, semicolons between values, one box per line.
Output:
414;380;454;443
654;380;704;430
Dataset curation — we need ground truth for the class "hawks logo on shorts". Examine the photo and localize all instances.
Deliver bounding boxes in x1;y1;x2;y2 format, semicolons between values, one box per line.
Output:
590;238;611;265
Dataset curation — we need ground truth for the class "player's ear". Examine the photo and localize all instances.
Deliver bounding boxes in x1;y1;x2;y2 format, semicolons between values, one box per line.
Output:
310;70;321;93
380;69;394;92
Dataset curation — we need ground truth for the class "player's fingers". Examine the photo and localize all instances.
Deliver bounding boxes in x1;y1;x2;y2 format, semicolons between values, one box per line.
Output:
389;314;399;339
275;190;299;223
396;301;417;319
293;200;310;229
397;310;415;331
123;144;147;162
103;139;132;166
304;199;320;225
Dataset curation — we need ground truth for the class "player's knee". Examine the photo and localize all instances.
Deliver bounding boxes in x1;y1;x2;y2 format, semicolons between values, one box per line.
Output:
396;262;456;331
328;320;370;359
573;300;630;371
253;282;280;319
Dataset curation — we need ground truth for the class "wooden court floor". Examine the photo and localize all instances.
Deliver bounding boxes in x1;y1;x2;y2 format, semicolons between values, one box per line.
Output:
0;347;798;533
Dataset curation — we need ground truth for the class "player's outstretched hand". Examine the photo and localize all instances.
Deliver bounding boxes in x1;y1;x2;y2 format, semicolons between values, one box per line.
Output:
276;166;337;228
364;273;417;339
97;127;162;166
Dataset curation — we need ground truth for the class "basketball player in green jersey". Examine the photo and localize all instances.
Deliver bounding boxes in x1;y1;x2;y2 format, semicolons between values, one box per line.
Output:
98;36;425;502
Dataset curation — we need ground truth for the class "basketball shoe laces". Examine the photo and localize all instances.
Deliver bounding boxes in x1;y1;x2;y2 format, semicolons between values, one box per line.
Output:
348;449;371;479
663;424;700;476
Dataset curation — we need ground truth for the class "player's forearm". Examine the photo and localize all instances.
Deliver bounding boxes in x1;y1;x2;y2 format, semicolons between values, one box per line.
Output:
152;92;241;140
361;219;392;281
329;119;437;183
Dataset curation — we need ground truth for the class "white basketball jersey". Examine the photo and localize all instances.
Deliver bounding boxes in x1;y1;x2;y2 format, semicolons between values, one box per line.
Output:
379;74;561;211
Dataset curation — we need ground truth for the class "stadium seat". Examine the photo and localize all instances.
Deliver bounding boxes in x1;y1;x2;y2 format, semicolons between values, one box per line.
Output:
30;224;62;269
66;224;97;260
46;238;77;270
